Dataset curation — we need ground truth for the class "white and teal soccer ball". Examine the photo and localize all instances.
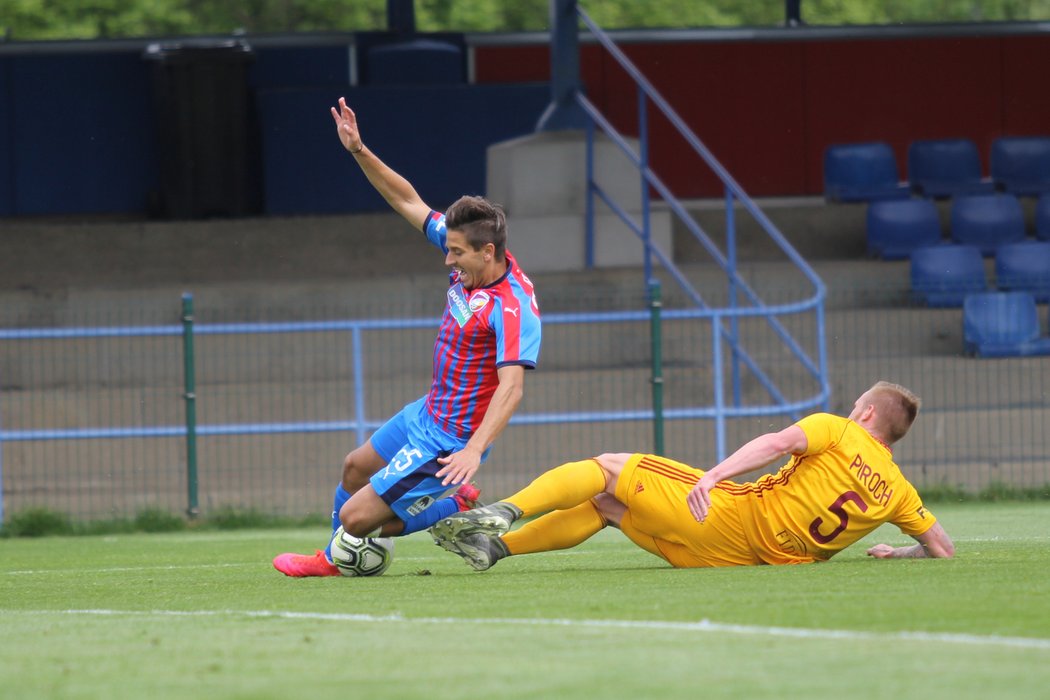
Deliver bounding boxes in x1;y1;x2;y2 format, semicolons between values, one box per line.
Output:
329;526;394;577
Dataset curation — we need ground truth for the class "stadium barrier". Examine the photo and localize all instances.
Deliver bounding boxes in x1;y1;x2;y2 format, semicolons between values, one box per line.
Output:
0;282;1046;523
0;283;826;523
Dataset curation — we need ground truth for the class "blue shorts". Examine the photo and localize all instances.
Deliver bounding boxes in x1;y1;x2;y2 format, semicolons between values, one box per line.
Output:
369;397;490;521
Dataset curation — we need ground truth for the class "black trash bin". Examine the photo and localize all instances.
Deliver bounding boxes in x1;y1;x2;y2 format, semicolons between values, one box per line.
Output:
144;39;261;219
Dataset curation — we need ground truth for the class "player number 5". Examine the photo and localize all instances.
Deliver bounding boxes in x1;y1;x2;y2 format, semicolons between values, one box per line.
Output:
390;448;423;474
809;490;867;544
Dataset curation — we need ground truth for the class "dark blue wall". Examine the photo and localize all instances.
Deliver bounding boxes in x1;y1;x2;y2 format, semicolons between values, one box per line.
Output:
0;57;12;216
0;39;549;219
9;51;158;216
249;45;351;88
257;83;548;216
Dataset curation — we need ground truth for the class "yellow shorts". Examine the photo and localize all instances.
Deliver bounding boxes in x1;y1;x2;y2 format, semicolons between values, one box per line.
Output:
615;454;760;568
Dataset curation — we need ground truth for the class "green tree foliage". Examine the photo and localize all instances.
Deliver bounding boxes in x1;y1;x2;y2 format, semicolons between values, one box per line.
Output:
1;0;1049;41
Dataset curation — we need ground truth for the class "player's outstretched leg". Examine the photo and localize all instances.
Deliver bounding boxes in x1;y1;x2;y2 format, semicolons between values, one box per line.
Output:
430;501;522;568
431;501;522;541
440;532;510;571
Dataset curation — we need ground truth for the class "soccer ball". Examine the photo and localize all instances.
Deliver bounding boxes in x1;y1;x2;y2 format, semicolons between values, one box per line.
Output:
329;526;395;577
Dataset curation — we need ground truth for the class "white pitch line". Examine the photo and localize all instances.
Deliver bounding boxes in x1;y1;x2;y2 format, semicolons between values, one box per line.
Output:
2;562;255;576
6;608;1049;652
2;555;439;576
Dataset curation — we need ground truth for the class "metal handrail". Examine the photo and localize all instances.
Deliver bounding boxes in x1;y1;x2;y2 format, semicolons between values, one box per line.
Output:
574;4;830;437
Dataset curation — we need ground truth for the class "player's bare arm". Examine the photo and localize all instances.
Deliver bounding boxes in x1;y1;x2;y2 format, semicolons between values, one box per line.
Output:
866;522;955;559
687;425;808;522
436;364;525;486
331;96;430;230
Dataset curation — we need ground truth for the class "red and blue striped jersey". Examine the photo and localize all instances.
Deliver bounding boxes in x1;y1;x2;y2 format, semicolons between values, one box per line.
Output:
422;210;541;438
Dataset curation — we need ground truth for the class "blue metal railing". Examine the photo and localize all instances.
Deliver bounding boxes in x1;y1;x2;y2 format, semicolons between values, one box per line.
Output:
0;298;822;520
0;6;831;522
574;4;830;436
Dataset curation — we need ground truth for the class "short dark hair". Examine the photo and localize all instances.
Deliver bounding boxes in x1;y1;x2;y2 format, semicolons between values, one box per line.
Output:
444;196;507;259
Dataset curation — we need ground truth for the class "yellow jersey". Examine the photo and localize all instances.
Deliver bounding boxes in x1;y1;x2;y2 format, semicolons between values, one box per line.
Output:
719;412;937;564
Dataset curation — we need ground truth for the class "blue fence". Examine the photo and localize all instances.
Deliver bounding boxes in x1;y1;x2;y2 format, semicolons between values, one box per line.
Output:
0;287;831;522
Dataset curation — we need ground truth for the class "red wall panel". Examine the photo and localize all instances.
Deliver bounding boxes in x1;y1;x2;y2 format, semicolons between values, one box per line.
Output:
474;32;1050;197
616;42;807;197
802;36;1002;194
474;45;549;83
1001;35;1050;136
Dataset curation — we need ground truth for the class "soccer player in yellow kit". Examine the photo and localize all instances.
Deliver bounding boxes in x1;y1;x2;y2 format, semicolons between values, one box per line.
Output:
431;381;955;570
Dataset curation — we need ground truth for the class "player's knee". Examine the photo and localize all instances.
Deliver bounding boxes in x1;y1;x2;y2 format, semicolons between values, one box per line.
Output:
341;451;372;492
593;453;631;482
339;509;377;538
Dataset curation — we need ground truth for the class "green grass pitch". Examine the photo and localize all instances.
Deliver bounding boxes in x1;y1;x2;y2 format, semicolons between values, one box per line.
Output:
2;502;1049;699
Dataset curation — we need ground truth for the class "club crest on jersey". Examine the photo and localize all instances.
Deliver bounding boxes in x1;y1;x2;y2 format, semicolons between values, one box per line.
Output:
447;282;473;327
468;291;491;313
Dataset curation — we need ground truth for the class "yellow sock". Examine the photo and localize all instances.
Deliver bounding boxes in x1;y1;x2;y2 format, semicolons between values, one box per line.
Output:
504;459;607;516
503;500;606;555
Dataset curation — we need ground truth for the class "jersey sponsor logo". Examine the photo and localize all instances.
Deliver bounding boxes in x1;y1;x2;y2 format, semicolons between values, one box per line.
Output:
776;529;808;556
447;282;473;327
406;495;435;516
468;291;491;313
504;306;519;317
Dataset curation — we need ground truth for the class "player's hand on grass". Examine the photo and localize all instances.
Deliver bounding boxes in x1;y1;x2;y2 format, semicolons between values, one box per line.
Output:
436;446;483;486
866;544;895;558
330;97;363;154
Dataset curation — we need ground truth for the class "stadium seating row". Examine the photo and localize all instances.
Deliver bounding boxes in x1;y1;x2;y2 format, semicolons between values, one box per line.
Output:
827;138;1050;359
824;136;1050;202
866;193;1050;259
910;241;1050;307
963;292;1050;358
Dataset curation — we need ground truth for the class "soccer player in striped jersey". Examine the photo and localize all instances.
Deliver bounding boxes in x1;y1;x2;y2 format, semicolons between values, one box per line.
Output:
432;381;954;570
274;98;541;577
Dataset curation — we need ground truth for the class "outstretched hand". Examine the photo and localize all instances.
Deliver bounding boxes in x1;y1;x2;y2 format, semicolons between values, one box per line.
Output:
435;446;483;487
330;97;363;153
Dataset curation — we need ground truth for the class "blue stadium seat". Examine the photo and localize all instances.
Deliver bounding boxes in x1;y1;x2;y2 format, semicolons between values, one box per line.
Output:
907;138;994;198
866;198;943;259
990;136;1050;196
963;292;1050;357
824;142;910;203
1036;193;1050;242
910;244;987;307
949;193;1026;256
995;241;1050;302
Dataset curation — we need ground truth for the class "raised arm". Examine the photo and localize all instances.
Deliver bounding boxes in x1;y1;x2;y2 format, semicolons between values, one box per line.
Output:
686;425;808;522
330;97;431;231
866;521;955;560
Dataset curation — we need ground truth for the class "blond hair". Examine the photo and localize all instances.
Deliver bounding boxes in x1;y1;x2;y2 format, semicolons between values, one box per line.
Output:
867;381;921;443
